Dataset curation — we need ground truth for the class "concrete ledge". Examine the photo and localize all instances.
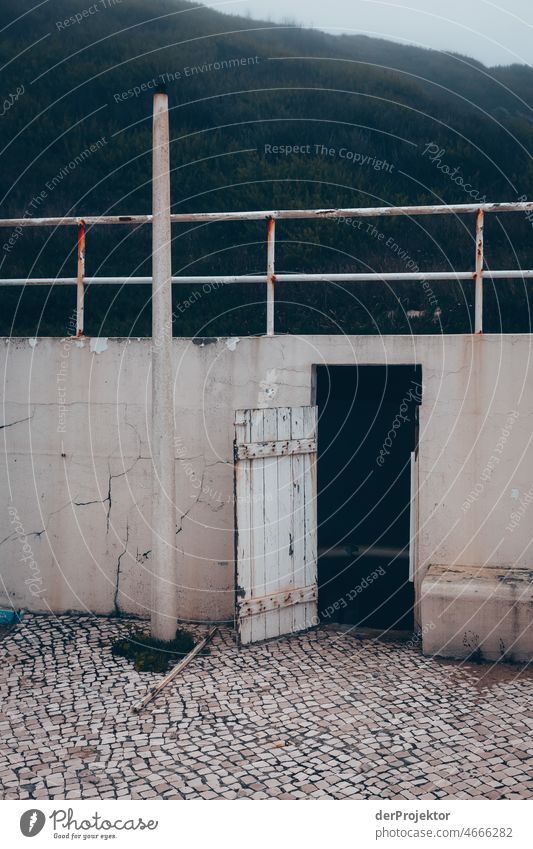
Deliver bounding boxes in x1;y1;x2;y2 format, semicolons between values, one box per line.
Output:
421;564;533;663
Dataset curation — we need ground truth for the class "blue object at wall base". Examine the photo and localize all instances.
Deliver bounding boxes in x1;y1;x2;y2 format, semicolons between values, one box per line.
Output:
0;609;23;625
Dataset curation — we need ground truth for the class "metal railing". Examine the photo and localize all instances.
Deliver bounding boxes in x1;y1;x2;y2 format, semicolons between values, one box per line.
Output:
1;201;533;336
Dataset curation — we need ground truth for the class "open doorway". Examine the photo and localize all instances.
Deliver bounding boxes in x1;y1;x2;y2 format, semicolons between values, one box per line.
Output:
316;365;422;632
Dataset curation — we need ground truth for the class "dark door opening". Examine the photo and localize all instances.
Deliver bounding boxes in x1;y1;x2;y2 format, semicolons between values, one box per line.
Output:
316;365;422;632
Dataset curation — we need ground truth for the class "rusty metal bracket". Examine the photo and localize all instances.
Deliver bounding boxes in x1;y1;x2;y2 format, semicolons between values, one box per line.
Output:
76;220;85;337
474;208;484;334
266;217;275;336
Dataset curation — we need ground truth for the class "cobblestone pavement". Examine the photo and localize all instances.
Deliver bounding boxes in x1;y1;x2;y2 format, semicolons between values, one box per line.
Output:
1;615;532;800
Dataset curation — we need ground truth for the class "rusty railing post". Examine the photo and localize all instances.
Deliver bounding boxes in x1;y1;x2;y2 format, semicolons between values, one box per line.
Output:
266;217;276;336
151;89;177;641
475;209;484;334
76;220;85;336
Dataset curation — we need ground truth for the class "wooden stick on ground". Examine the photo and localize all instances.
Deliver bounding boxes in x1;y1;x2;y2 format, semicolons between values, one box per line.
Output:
133;627;218;713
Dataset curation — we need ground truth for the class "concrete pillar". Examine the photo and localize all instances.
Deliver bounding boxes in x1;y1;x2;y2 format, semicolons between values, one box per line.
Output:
151;90;177;641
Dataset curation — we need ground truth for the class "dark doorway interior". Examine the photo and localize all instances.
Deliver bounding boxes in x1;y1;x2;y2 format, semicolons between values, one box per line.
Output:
316;365;422;631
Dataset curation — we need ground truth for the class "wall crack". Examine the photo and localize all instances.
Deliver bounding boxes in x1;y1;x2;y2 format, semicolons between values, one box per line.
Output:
114;520;129;616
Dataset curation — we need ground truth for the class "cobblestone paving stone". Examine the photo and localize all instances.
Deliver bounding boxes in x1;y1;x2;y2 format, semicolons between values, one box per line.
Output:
1;615;532;800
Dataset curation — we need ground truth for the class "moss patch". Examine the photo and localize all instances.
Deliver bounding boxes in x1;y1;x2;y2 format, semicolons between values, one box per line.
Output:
111;627;197;673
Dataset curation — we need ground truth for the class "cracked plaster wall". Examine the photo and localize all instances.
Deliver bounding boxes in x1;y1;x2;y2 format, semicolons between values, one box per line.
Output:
1;334;532;624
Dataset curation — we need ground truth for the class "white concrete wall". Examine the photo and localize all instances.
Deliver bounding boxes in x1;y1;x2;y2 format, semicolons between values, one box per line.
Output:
1;334;532;627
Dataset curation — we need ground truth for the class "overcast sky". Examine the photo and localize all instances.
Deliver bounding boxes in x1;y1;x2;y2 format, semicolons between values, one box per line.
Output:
205;0;533;67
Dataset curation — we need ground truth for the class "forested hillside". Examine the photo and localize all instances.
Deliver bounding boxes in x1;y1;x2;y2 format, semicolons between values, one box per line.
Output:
1;0;532;335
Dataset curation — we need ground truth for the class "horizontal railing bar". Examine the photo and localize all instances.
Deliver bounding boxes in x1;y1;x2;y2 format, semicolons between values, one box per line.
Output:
0;201;532;228
2;270;533;286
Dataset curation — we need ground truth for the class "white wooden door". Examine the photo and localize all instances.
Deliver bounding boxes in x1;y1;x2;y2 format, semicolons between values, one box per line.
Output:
234;406;318;645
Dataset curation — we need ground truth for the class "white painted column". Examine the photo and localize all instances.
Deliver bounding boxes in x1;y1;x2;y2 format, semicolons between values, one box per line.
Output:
151;91;177;640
